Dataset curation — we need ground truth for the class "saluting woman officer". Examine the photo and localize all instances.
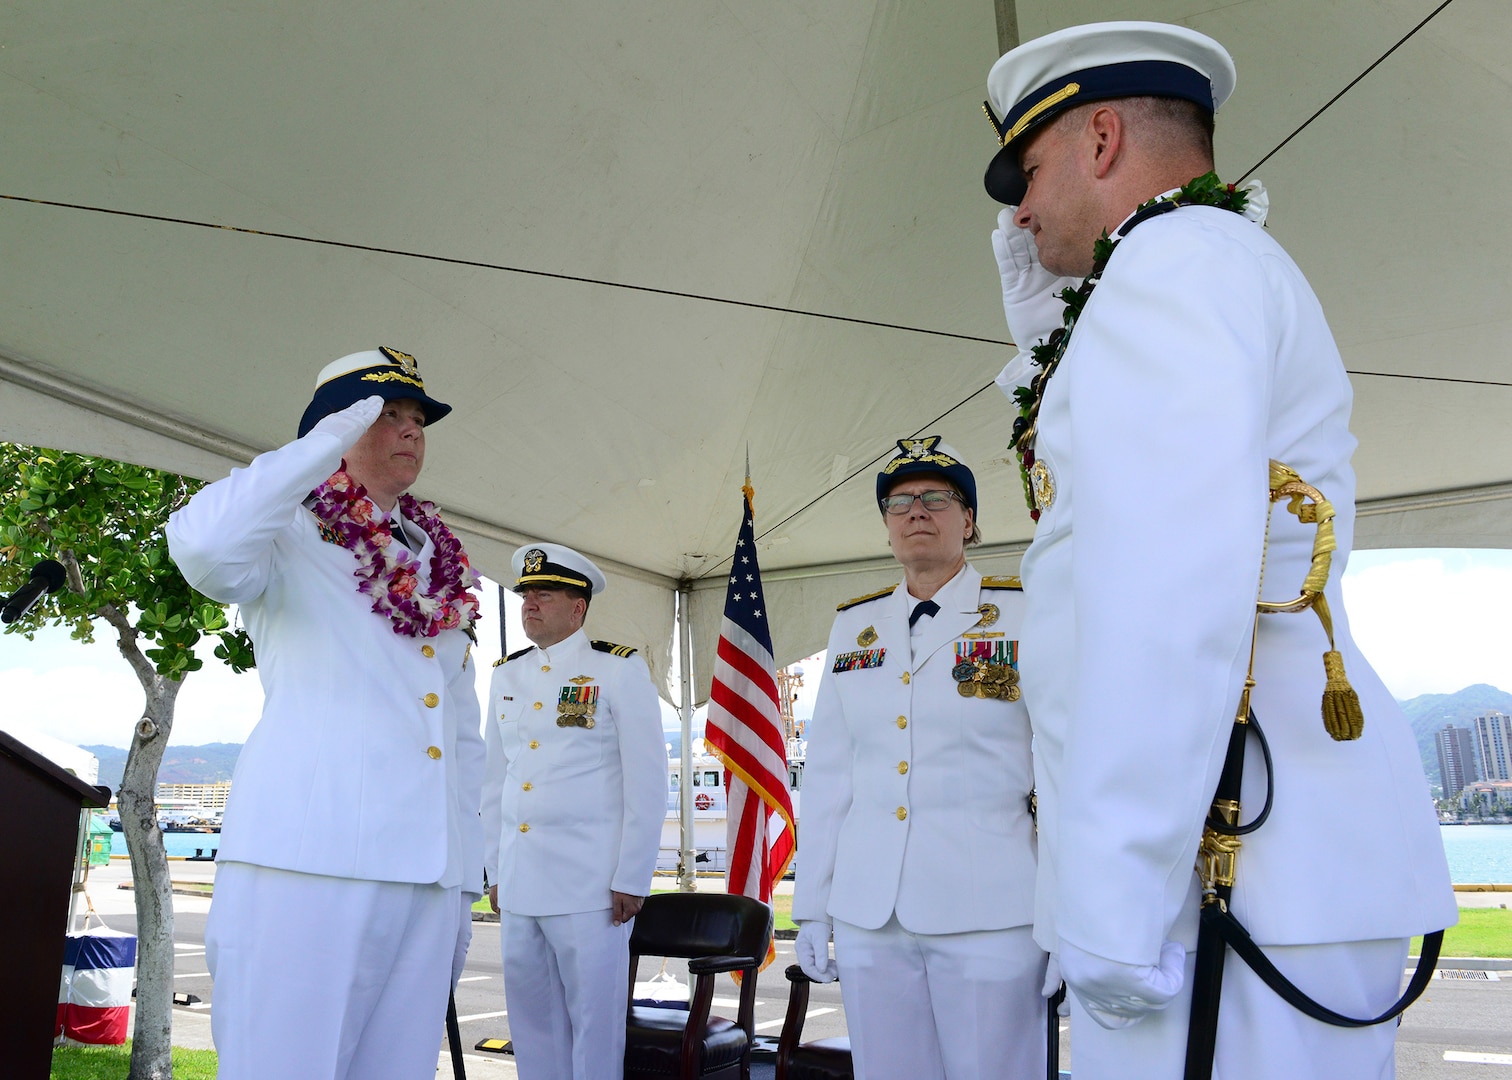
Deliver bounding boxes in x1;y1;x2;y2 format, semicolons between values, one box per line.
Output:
792;436;1048;1079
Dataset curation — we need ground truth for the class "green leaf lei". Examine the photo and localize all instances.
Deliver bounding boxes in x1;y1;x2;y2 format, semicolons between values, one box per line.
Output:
1009;172;1251;520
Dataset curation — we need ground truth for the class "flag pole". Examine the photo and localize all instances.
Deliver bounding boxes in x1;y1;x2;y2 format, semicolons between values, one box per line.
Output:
677;582;697;893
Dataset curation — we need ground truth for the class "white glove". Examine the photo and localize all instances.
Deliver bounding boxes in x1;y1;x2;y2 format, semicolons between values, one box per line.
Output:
1042;951;1069;1017
991;207;1077;350
451;892;477;988
1060;939;1186;1030
308;395;385;452
795;920;838;983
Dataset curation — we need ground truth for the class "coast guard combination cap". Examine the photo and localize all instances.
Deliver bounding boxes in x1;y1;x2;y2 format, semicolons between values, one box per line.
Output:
512;543;608;597
876;436;977;517
983;21;1236;205
297;347;453;437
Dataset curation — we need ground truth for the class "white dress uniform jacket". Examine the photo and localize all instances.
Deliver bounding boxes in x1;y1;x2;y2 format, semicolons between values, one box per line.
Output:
1016;203;1456;968
166;423;484;890
482;628;666;913
793;564;1036;934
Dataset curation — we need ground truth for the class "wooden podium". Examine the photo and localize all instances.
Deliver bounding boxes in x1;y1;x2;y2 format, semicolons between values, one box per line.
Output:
0;730;111;1078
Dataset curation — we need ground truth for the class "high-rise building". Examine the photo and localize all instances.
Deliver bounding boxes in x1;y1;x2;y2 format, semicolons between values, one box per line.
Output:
1435;724;1479;798
1472;711;1512;782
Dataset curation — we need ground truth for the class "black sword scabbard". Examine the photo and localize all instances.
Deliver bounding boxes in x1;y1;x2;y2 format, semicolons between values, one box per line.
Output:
1183;710;1253;1080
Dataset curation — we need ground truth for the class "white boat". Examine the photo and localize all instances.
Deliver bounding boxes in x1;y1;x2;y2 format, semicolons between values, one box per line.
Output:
658;741;804;875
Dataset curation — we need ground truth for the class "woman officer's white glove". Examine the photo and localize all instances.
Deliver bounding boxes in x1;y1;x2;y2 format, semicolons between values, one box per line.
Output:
308;395;385;453
991;207;1078;351
795;920;838;983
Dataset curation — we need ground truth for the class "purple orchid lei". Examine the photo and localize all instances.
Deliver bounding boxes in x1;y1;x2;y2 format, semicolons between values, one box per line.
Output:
307;467;481;638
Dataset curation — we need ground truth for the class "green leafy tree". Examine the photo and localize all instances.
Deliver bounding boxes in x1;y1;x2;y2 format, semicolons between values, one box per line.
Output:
0;444;253;1080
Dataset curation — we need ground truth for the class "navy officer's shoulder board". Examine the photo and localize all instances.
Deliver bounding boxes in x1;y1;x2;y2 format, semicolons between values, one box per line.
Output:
494;645;536;667
591;639;638;658
980;575;1023;591
836;585;897;612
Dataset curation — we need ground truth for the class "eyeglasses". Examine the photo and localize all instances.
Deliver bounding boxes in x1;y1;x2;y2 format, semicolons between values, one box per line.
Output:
880;489;963;515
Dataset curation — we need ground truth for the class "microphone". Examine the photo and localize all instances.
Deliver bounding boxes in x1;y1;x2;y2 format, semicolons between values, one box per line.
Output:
1;559;67;624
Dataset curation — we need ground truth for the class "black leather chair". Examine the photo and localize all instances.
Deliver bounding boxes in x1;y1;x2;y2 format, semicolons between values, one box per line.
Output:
624;892;773;1079
774;964;853;1080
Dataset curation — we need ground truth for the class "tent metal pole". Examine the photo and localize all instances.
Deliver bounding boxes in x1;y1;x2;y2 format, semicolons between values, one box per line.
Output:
677;582;697;892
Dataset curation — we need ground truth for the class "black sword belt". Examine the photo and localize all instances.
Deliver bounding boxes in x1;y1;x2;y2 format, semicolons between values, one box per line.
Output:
1182;706;1444;1080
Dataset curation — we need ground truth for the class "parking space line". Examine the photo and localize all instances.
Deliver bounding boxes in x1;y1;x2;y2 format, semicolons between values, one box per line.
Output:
456;1010;509;1023
754;1007;834;1032
1444;1051;1512;1065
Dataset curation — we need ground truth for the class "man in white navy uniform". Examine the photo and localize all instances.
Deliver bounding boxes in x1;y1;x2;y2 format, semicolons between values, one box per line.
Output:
981;23;1455;1079
482;542;666;1080
167;347;485;1080
792;437;1046;1079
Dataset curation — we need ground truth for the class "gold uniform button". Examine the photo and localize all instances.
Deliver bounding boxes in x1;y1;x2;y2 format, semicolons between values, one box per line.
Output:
529;740;540;750
897;716;908;729
898;761;909;775
541;664;551;672
426;746;442;760
896;807;908;821
523;782;533;792
533;702;543;710
519;823;530;833
421;645;435;658
423;693;439;708
902;672;911;684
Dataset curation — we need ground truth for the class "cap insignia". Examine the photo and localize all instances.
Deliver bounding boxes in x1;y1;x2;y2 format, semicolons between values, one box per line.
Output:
882;436;959;475
379;346;420;378
523;549;546;574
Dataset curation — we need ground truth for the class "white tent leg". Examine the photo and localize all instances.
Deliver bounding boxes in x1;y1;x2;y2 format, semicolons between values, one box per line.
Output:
677;582;697;893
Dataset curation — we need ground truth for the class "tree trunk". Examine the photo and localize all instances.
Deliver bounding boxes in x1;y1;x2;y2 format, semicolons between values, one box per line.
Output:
102;605;185;1080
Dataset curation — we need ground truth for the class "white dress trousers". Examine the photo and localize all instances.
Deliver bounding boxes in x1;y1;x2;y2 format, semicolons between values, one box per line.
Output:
834;916;1046;1080
501;909;632;1080
206;862;462;1080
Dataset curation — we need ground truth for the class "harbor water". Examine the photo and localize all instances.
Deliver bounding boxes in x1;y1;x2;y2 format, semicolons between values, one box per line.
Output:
109;824;1512;882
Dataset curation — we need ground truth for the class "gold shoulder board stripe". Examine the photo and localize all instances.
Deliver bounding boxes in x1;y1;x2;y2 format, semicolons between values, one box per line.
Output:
980;575;1023;591
497;646;535;666
836;585;898;612
492;657;506;667
591;639;638;657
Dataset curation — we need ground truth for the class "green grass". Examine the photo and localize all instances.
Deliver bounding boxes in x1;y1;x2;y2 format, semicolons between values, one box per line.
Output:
1413;907;1512;958
52;1043;218;1080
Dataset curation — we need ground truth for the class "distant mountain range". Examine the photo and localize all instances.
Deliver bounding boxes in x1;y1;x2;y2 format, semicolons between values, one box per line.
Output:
84;742;241;793
1398;683;1512;795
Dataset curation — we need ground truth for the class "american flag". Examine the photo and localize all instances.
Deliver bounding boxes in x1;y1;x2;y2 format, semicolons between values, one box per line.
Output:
704;481;796;962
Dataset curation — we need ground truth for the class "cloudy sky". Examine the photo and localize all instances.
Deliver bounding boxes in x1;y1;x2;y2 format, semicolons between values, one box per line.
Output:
2;549;1510;751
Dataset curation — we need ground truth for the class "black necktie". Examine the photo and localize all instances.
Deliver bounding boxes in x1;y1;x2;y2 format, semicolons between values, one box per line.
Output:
388;519;411;551
908;599;939;627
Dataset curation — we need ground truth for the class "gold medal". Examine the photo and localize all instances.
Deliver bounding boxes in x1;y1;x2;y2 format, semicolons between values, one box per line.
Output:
958;681;977;698
1005;685;1022;702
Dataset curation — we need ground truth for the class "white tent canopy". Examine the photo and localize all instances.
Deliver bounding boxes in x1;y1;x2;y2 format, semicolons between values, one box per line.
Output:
3;0;1509;702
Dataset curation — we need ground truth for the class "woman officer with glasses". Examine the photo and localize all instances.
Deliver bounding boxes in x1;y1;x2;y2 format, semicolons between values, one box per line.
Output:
792;436;1048;1080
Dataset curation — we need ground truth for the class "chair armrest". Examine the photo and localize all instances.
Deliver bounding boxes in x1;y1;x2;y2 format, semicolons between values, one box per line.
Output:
687;954;757;976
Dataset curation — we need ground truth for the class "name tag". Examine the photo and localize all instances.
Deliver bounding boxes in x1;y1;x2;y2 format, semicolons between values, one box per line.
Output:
832;648;885;673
